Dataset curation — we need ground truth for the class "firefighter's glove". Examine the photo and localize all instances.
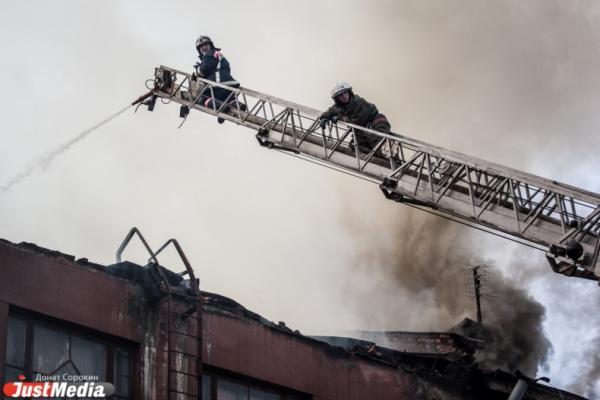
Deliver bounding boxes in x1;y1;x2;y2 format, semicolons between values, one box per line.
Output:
319;118;329;129
192;68;204;79
331;115;339;124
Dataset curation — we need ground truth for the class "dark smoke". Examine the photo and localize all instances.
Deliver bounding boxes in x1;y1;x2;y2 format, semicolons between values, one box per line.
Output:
453;275;551;374
344;208;551;375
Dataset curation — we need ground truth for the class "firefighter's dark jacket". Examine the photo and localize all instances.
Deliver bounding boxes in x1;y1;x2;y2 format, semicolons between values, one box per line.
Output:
194;49;238;85
320;94;379;127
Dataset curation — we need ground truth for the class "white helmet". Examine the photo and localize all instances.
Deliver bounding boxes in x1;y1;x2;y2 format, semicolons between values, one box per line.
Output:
331;81;352;98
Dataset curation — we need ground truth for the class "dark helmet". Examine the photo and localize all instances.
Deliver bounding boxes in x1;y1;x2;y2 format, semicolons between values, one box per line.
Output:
195;35;214;51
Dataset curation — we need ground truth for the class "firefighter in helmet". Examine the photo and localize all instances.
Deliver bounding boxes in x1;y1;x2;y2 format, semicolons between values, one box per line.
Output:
319;81;392;153
194;35;241;123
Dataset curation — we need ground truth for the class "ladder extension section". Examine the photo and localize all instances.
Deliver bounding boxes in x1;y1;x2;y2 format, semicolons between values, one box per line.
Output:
149;66;600;281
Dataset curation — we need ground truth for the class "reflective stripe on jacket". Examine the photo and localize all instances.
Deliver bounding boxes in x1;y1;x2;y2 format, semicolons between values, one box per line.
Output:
194;49;239;86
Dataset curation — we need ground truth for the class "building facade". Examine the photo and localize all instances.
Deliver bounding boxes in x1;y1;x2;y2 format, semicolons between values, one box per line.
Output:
0;239;587;399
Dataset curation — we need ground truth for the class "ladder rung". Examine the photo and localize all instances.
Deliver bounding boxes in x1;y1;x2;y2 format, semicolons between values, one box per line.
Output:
168;349;201;359
168;388;199;398
169;330;200;340
168;355;200;368
171;305;198;318
169;369;199;378
169;310;202;321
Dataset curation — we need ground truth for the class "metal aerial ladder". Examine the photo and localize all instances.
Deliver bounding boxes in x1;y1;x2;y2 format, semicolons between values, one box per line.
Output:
135;65;600;282
116;227;203;399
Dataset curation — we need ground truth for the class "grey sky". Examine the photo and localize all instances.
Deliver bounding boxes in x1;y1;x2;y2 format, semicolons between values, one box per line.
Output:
1;1;599;396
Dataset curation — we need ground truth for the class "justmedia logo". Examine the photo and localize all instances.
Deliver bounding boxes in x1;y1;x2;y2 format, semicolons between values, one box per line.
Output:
3;375;115;398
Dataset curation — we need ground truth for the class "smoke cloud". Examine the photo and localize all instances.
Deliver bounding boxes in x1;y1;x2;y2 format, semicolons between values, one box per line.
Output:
342;205;551;374
569;335;600;397
464;274;551;374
